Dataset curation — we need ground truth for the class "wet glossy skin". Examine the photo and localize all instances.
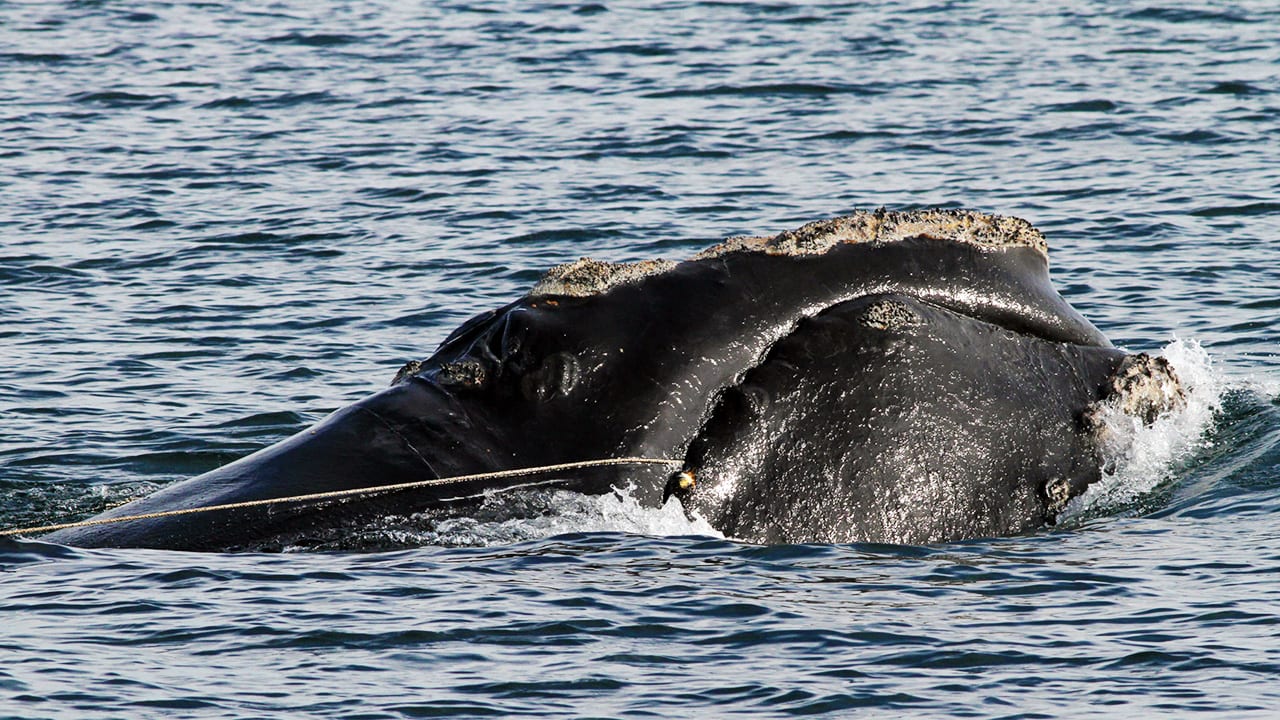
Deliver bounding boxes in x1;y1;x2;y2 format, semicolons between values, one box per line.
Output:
46;235;1117;550
678;293;1126;544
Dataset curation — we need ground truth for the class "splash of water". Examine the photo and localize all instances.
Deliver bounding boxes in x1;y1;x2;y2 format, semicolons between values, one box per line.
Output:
296;485;723;550
1063;338;1224;518
433;486;723;545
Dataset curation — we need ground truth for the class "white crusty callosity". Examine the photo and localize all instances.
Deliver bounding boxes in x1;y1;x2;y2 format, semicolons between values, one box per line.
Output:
528;208;1047;299
694;208;1047;259
528;258;677;298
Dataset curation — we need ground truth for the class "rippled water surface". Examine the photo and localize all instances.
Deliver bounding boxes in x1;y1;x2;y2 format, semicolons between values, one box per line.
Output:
3;1;1279;717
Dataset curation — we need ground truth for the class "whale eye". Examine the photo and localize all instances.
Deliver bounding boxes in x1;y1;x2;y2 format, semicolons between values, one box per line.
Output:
520;352;581;403
500;322;523;360
481;308;533;375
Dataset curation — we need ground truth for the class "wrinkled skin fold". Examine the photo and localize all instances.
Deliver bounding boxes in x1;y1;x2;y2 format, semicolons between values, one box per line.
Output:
43;210;1184;551
678;293;1125;544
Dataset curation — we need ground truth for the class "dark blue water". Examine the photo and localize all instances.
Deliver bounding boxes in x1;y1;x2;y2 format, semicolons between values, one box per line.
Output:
3;1;1279;717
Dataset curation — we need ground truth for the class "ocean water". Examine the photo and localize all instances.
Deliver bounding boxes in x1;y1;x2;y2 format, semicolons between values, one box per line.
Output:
3;0;1279;717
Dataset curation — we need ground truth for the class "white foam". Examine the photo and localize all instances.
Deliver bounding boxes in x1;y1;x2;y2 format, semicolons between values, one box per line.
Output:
362;485;722;548
1063;338;1224;518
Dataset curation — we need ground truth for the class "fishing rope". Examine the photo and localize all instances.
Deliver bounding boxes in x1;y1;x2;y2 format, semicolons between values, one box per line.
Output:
0;457;681;538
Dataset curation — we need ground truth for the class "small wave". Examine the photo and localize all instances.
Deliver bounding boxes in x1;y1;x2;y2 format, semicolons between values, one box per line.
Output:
2;53;75;64
72;91;177;108
1041;99;1120;113
1064;338;1223;519
645;83;884;99
357;186;448;202
1202;81;1267;96
1190;202;1280;218
199;96;254;109
265;33;362;47
1124;7;1252;24
200;91;342;110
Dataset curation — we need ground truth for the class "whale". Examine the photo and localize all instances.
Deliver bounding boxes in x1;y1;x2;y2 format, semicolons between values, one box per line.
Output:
41;209;1185;550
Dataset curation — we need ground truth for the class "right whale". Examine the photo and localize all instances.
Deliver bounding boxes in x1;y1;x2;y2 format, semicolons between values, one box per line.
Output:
42;209;1187;550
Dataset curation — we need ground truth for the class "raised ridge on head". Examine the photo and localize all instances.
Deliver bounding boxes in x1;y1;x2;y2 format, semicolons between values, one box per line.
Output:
527;209;1047;298
528;257;678;298
694;208;1047;260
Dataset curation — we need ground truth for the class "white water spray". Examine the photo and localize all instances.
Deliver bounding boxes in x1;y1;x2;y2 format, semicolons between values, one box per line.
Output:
1063;338;1224;518
333;485;722;549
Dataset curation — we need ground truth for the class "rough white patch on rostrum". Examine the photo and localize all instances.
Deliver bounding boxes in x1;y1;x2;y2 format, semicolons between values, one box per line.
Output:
527;209;1047;300
1063;338;1223;518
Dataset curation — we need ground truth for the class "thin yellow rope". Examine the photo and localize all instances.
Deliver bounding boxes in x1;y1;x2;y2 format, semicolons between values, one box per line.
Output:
0;457;680;538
